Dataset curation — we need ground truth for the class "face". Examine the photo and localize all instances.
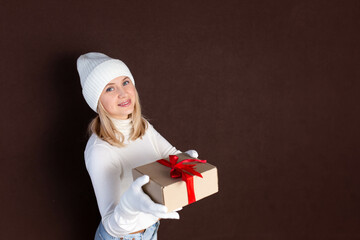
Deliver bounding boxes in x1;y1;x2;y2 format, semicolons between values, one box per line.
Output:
99;76;136;120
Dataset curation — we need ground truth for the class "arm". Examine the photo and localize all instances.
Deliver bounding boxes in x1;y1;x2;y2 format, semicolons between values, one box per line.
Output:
85;144;178;236
85;145;137;235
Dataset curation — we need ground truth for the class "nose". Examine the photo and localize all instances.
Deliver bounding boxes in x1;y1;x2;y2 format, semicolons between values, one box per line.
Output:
117;87;126;98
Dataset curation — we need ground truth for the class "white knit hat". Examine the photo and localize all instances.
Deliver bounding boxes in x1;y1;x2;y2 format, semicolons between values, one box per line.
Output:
77;52;135;112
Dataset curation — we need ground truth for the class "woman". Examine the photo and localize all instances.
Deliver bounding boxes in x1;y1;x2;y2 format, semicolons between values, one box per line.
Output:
77;52;198;240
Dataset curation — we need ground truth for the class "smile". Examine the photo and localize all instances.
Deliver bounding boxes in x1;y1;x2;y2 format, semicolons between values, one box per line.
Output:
118;100;131;107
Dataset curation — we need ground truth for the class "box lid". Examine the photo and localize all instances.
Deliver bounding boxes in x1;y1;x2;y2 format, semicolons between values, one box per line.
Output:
134;153;216;187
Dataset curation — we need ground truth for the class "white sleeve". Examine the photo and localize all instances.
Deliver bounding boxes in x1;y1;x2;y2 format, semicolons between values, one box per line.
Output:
148;123;182;158
85;145;141;236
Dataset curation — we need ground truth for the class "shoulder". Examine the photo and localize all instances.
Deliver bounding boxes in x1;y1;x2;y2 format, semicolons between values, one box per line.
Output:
143;120;165;143
144;119;156;134
85;134;113;158
84;134;120;171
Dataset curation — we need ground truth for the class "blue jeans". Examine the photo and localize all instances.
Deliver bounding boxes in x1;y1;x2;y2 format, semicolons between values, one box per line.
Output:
95;221;159;240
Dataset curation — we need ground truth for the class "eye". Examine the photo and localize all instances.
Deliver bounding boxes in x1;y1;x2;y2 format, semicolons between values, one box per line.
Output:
106;87;114;92
123;80;130;86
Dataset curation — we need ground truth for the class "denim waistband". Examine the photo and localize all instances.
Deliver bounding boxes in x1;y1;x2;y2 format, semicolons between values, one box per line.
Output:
95;221;160;240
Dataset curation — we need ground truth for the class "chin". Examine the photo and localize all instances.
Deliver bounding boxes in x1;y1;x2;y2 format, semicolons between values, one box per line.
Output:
121;109;135;117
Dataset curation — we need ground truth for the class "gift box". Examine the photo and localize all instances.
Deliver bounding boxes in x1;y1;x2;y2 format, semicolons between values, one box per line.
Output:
132;153;218;212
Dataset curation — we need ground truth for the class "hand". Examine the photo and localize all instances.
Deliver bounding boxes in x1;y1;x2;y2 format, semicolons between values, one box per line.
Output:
119;175;180;219
184;149;199;158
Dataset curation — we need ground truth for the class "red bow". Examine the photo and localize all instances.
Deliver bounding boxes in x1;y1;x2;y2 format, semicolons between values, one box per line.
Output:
157;155;207;204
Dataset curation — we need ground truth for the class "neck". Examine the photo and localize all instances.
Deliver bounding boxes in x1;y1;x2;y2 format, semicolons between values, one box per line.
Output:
109;117;132;141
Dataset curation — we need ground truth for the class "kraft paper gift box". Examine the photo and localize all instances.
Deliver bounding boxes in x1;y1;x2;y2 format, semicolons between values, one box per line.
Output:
132;153;218;212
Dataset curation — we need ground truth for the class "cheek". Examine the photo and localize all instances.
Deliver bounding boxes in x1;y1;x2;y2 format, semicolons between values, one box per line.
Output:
128;88;136;99
100;95;114;111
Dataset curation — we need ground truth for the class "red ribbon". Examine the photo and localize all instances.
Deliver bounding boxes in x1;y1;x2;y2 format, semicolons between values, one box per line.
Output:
157;155;207;204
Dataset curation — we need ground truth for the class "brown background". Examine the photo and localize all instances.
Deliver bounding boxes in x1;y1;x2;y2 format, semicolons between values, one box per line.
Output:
1;0;360;239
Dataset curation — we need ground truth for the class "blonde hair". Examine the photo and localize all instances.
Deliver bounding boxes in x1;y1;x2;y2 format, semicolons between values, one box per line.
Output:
88;89;148;147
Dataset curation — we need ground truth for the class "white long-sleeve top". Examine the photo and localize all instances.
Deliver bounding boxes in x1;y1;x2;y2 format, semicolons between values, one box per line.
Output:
84;118;181;237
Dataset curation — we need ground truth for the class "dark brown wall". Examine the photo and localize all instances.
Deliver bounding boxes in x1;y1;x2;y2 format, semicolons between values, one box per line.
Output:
1;0;359;239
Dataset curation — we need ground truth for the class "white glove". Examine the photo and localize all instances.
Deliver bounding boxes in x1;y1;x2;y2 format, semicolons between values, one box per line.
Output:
116;175;180;219
185;149;199;158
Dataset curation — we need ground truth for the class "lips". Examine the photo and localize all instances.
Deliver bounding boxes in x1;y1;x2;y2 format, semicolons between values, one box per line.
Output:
118;99;131;107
